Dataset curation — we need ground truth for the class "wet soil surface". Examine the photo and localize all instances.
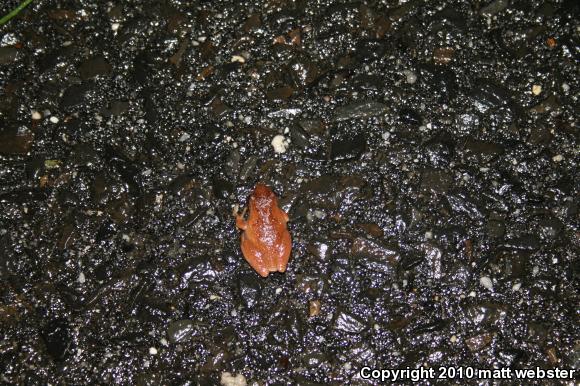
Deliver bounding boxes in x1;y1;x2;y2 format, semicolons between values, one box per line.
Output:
0;1;578;385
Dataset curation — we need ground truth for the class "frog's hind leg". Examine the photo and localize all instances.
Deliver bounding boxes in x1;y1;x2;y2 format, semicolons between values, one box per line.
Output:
277;231;292;273
240;234;269;277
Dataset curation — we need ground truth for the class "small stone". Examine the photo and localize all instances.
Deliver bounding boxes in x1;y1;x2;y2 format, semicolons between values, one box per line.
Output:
403;69;417;84
32;111;42;120
433;47;455;65
149;347;158;355
532;84;542;95
77;272;86;284
480;276;493;291
333;100;388;122
561;83;569;93
237;274;261;308
167;320;196;343
334;310;366;333
465;333;493;352
309;300;321;317
271;135;290;154
220;372;247;386
329;134;366;161
50;116;60;124
111;22;120;31
231;55;245;63
552;154;563;162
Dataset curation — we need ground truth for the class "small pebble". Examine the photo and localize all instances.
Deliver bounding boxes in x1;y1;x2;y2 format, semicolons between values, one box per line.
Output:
220;372;247;386
403;69;417;84
552;154;563;162
231;55;245;63
111;23;120;31
49;116;59;124
78;272;86;284
532;84;542;95
480;276;493;291
561;83;569;93
149;347;158;355
309;300;321;317
32;111;42;120
271;135;290;154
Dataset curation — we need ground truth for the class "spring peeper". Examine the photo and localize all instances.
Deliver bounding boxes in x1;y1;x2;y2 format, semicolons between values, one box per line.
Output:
235;183;292;277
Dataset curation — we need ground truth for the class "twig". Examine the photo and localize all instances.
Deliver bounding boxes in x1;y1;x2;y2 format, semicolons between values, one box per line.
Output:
0;0;34;26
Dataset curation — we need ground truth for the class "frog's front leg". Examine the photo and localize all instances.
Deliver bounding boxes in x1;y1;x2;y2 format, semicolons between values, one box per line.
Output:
234;205;248;230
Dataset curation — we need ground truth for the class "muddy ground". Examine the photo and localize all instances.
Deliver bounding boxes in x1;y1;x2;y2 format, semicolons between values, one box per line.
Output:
0;0;578;385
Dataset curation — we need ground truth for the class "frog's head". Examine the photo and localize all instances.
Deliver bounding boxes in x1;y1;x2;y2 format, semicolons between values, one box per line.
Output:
251;183;277;212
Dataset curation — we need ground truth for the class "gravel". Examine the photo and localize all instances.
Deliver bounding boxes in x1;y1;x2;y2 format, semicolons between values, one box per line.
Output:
0;0;578;384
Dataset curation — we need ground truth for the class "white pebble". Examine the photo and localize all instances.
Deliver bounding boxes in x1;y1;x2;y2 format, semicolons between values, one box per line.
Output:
220;372;247;386
480;276;493;291
532;84;542;95
561;83;569;93
179;132;190;142
149;347;158;355
512;282;522;291
271;134;290;154
403;69;417;84
552;154;563;162
231;55;245;63
78;272;86;284
424;231;433;240
111;22;120;31
32;111;42;120
49;116;59;124
275;287;282;295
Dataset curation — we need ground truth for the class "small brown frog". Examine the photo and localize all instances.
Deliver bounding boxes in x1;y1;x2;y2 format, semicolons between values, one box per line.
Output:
235;184;292;277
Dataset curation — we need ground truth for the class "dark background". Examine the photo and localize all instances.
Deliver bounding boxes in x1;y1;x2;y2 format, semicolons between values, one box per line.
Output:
0;0;578;384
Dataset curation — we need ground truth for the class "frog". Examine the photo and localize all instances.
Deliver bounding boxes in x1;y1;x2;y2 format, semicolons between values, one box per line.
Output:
235;183;292;277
